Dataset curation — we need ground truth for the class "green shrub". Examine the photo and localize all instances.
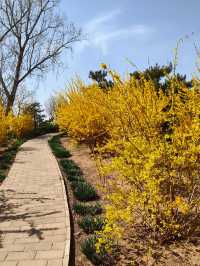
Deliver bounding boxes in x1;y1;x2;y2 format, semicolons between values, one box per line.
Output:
2;152;13;163
78;216;104;234
0;139;22;182
49;136;71;158
70;179;86;190
9;139;23;151
26;122;58;138
81;236;111;265
60;159;85;181
38;121;59;134
0;170;6;182
61;159;82;174
60;159;75;170
73;181;98;201
67;167;82;176
73;202;102;216
0;151;14;169
67;174;85;182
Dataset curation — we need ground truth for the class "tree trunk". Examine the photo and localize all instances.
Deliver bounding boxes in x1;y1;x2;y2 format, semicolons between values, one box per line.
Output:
5;96;14;115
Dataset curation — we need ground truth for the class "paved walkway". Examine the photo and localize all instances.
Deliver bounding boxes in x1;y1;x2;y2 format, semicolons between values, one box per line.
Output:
0;135;70;266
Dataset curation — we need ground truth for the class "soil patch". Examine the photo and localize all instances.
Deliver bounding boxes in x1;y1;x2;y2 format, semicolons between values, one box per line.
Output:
60;137;200;266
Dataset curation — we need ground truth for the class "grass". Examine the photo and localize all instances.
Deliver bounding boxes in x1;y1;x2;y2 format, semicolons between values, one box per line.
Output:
81;236;111;265
0;170;6;182
73;202;102;216
0;138;23;182
70;179;85;189
48;136;71;158
60;159;82;176
49;136;98;201
0;152;13;169
60;159;78;170
9;138;23;151
73;181;98;201
48;135;107;264
60;159;84;181
68;175;85;182
78;216;104;234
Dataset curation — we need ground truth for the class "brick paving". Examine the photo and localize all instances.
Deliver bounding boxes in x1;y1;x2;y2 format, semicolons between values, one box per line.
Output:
0;135;70;266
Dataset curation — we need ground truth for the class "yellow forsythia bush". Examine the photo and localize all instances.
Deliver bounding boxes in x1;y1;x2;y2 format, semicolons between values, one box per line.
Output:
55;67;200;250
56;79;109;151
8;113;34;138
96;78;200;249
0;102;33;145
0;103;9;145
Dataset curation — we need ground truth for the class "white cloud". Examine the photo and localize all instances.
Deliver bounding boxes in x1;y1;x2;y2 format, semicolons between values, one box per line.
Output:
76;10;155;55
85;9;121;32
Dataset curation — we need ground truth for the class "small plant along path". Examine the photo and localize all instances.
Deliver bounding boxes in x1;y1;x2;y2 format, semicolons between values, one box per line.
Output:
0;135;70;266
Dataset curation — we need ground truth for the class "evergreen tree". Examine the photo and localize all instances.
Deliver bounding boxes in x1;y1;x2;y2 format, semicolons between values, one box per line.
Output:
23;102;45;129
130;63;192;94
89;69;113;91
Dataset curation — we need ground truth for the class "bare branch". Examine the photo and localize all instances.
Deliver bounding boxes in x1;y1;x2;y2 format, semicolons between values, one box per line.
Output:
0;0;82;112
0;0;28;43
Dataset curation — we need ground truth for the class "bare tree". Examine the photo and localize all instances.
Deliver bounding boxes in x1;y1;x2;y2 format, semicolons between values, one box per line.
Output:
14;85;35;115
0;1;28;43
0;0;82;113
45;94;57;120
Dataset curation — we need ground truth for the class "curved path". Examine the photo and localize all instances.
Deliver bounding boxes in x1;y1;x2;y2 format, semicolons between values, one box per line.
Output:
0;135;70;266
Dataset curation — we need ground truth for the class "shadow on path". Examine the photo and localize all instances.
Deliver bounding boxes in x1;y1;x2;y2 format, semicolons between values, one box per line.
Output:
0;189;63;247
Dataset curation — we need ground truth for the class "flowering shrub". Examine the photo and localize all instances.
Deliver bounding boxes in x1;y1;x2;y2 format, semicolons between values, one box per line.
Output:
8;113;34;138
0;102;33;145
55;79;109;151
55;66;200;253
0;103;9;145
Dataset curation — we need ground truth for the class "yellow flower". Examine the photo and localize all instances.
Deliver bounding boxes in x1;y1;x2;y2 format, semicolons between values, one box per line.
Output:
100;63;107;69
54;65;200;252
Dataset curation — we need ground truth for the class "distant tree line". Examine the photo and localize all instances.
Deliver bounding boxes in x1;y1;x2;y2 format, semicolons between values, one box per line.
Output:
89;63;192;93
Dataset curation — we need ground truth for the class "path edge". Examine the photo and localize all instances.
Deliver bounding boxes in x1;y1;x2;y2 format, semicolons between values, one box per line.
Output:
47;135;71;266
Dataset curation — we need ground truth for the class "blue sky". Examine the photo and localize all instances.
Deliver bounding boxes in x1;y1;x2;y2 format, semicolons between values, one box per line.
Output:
37;0;200;106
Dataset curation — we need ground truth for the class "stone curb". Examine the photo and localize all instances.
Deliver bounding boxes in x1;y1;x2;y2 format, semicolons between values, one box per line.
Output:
47;135;71;266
